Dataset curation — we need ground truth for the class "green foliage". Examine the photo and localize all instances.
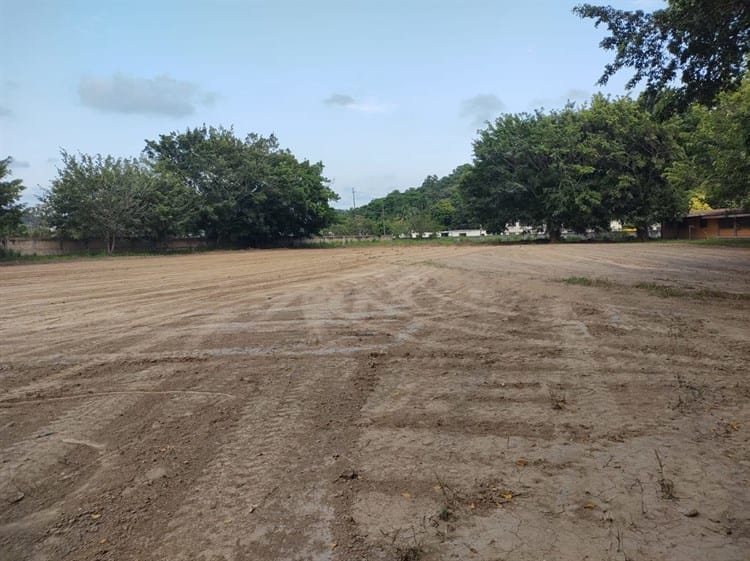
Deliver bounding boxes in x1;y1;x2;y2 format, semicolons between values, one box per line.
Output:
144;126;338;244
327;212;381;236
574;0;750;110
138;171;200;245
667;76;750;209
461;97;686;240
633;281;684;298
431;198;456;226
40;127;339;252
562;276;595;286
43;152;153;253
462;111;555;235
461;106;599;239
0;157;25;239
581;96;686;236
561;276;614;288
352;165;479;234
21;204;52;237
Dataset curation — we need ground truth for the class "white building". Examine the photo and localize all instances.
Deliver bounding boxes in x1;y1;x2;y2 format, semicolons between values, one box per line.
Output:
409;228;489;238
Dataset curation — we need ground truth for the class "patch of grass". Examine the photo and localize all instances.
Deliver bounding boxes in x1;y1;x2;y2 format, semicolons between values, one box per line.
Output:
559;276;748;301
302;235;521;248
0;247;214;265
692;287;750;301
633;282;683;297
657;238;750;248
419;259;453;269
562;276;594;286
0;250;118;264
634;282;750;301
561;276;614;288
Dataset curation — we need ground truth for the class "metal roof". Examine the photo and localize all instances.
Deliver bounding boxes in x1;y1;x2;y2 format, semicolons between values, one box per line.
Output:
686;208;750;219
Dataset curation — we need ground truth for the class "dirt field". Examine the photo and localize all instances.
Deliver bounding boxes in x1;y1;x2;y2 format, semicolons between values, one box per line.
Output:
1;243;749;561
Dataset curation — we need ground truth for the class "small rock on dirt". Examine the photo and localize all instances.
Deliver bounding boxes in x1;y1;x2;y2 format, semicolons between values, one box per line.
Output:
146;467;167;481
9;491;25;504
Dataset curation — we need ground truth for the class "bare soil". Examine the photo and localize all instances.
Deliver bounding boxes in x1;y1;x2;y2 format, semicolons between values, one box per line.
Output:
1;243;749;561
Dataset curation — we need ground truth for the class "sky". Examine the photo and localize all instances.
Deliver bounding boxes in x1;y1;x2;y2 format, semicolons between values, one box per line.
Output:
0;0;664;207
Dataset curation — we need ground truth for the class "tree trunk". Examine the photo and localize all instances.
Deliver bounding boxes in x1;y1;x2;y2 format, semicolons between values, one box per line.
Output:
547;221;561;243
636;226;649;242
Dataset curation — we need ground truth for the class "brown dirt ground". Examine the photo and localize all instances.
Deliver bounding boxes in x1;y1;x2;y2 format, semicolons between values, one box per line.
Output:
1;243;749;561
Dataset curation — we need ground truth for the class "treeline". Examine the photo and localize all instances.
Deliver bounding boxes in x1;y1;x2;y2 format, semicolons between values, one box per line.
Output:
340;77;749;239
336;0;749;239
465;95;679;241
4;126;338;252
2;0;748;247
334;165;475;236
0;158;24;241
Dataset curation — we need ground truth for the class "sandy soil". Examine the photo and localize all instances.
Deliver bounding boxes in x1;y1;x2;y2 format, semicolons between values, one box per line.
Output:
1;243;749;561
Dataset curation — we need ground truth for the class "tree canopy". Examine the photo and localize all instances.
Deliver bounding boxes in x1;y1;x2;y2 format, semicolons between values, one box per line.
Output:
43;152;154;253
574;0;750;109
41;127;339;252
460;97;687;240
667;75;750;209
0;158;26;239
144;126;338;244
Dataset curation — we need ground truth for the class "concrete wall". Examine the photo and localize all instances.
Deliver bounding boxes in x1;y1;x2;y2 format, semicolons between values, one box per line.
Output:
292;236;390;245
409;229;488;239
1;237;210;256
437;229;488;238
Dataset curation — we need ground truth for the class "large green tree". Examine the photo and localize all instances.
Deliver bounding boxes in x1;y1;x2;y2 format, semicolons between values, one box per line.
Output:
0;157;25;239
460;98;685;240
580;95;686;238
143;126;338;244
460;106;605;240
667;75;750;209
574;0;750;109
44;152;153;253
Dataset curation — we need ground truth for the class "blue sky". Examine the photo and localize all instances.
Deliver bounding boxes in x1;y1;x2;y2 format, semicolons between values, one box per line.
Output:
0;0;663;207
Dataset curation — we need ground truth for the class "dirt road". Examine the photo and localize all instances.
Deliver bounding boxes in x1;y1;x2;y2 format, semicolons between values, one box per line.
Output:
1;243;749;561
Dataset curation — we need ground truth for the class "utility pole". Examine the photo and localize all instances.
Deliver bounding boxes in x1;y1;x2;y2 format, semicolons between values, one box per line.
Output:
382;199;386;236
352;188;356;210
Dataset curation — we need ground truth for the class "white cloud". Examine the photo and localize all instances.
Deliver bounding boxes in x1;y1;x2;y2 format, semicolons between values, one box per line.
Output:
323;93;392;114
78;73;217;117
460;94;505;126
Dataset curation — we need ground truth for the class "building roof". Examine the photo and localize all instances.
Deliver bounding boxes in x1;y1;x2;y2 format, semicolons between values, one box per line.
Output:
686;208;750;219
